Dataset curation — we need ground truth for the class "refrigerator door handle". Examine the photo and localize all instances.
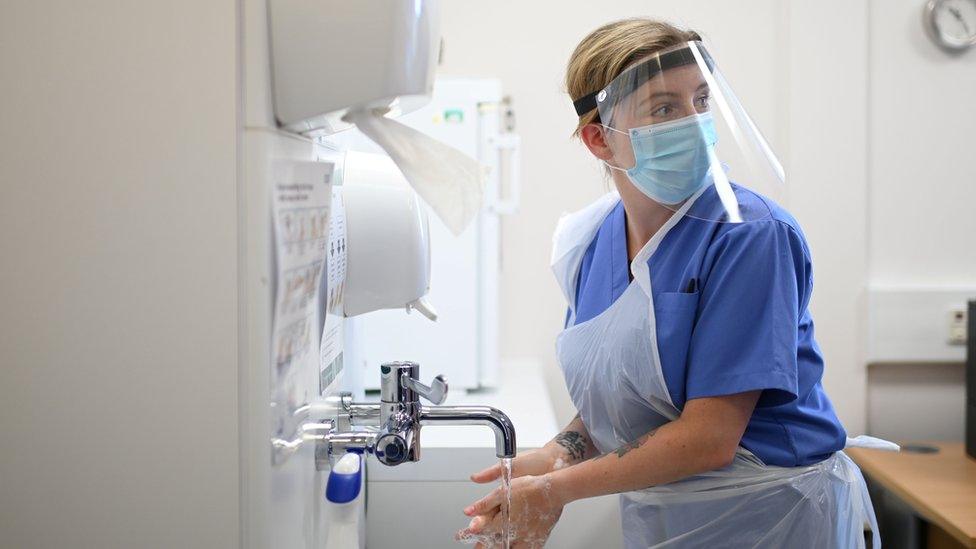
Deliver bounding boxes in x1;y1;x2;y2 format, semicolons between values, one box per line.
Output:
489;133;521;215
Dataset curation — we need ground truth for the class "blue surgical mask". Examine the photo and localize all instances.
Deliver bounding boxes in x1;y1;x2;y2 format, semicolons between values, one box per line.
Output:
608;112;718;205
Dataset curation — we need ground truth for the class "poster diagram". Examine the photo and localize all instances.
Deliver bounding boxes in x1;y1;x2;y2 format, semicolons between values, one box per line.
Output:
271;160;335;438
319;186;346;395
278;261;324;317
274;317;312;374
278;207;330;256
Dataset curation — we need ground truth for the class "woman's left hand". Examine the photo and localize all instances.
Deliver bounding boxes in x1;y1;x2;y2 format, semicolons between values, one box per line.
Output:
456;475;564;549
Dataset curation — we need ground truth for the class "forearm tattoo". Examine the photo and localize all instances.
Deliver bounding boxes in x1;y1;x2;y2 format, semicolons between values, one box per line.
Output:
554;431;588;462
597;430;656;461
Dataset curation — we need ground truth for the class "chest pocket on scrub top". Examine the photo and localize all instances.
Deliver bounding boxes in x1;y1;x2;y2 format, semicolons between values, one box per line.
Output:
653;290;700;405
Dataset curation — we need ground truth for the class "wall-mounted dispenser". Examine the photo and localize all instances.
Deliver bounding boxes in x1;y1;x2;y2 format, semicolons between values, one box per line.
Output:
341;151;435;320
322;452;365;549
267;0;441;135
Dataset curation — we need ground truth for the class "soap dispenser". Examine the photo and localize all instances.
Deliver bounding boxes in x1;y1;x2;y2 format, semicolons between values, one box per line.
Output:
323;452;365;549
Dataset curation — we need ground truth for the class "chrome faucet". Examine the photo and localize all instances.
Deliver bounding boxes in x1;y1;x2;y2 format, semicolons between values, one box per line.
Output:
314;361;516;468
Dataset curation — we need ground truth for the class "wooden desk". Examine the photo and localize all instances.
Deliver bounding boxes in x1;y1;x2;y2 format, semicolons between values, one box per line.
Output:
848;442;976;548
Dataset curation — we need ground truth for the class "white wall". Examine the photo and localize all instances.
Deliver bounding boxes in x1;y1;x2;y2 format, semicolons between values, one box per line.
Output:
868;363;966;441
785;1;871;434
864;0;976;440
869;0;976;288
0;2;241;547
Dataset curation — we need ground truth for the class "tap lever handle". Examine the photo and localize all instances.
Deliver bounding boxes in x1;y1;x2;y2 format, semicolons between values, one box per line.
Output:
403;373;448;405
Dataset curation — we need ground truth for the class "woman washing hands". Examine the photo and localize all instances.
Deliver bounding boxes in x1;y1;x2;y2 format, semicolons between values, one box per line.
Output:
457;415;597;548
458;394;761;548
459;17;886;549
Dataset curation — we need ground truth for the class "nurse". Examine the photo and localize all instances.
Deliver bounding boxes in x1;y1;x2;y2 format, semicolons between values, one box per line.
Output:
458;19;891;549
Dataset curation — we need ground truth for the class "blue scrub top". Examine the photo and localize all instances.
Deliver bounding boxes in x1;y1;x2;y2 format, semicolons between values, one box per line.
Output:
570;187;846;467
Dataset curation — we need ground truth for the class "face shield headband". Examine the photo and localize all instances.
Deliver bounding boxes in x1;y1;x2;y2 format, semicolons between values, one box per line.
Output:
572;42;716;120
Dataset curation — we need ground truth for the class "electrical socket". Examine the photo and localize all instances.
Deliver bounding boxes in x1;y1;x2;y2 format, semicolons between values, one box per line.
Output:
948;308;968;346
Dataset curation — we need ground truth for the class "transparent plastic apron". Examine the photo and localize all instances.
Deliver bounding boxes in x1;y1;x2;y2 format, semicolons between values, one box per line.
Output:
551;193;885;549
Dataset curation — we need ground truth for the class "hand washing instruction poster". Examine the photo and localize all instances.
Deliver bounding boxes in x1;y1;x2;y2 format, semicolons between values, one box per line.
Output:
271;160;335;438
318;185;346;396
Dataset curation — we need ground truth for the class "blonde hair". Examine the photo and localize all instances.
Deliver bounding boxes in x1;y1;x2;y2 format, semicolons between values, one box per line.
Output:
566;19;702;137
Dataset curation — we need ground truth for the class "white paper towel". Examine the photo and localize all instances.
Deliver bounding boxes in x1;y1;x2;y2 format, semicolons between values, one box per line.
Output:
344;108;485;236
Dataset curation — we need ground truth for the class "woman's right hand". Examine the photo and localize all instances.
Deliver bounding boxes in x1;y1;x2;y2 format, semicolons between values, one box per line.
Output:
469;448;558;484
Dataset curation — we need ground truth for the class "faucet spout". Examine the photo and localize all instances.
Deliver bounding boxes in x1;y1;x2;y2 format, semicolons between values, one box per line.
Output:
323;364;518;466
420;405;517;458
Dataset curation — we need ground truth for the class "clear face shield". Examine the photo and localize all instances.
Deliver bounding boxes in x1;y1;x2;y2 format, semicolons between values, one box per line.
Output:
574;41;785;223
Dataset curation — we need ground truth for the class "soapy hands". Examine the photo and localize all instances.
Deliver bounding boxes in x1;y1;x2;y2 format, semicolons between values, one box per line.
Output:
456;474;564;549
458;419;593;547
458;448;561;548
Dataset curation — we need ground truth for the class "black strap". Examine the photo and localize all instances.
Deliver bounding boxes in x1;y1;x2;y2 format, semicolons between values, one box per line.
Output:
573;92;599;117
571;43;711;117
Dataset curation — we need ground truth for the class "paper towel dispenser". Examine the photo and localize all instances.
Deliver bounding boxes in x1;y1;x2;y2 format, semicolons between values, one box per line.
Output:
268;0;441;135
341;152;435;320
